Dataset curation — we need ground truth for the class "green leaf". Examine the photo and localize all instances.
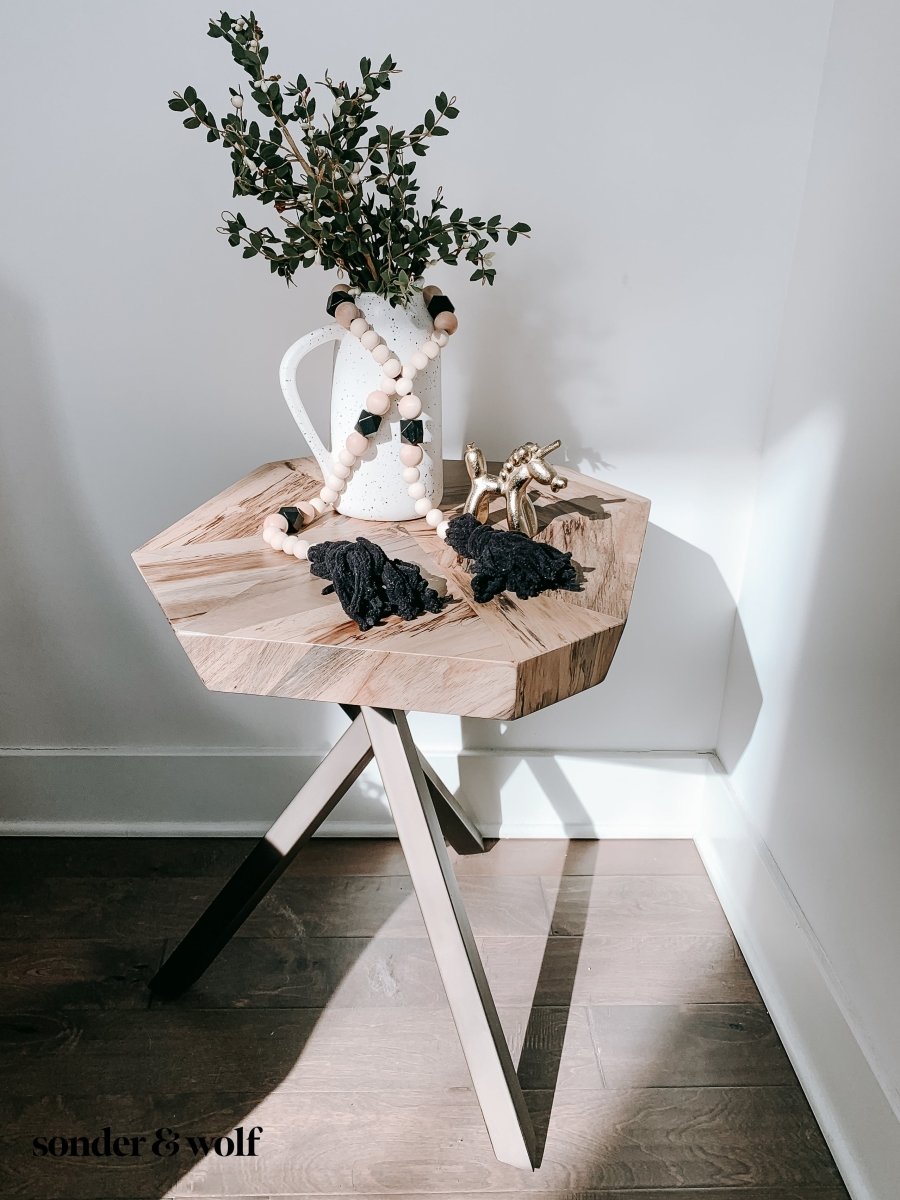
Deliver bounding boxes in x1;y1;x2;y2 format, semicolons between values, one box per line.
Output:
168;97;189;111
207;23;223;37
183;117;202;129
512;222;531;233
183;85;197;105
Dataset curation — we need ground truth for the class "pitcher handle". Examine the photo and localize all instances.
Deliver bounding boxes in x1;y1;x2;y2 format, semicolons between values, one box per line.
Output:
278;325;344;476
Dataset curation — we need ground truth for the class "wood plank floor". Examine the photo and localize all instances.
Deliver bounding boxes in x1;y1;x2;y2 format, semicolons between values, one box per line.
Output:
0;837;849;1200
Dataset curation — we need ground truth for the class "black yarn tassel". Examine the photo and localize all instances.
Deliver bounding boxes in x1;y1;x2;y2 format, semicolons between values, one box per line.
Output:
444;513;581;603
308;538;446;631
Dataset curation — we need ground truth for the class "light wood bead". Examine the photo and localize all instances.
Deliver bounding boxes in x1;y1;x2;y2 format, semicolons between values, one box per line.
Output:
366;390;391;416
421;340;440;360
293;539;310;559
412;350;429;371
282;535;299;555
331;462;352;480
337;448;357;468
398;395;422;419
383;357;402;378
269;530;287;550
297;501;317;522
349;317;370;338
422;285;442;303
401;363;417;379
402;467;420;484
372;344;391;364
434;311;458;335
380;376;398;395
400;444;423;467
433;330;451;347
263;513;288;531
395;377;413;396
346;431;369;456
414;496;432;517
436;519;450;541
310;497;329;515
320;486;339;504
326;475;347;494
408;480;426;500
425;508;443;528
360;329;380;351
262;526;277;546
334;301;359;329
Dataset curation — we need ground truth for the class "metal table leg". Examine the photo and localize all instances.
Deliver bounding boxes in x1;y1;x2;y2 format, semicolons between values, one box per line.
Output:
149;713;373;999
148;705;534;1169
362;706;535;1169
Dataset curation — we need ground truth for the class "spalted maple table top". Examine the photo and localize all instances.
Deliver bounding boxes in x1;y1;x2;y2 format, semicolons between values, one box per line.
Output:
133;458;650;720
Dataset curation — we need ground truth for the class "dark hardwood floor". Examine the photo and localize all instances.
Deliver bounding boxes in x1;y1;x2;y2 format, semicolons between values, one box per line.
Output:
0;836;849;1199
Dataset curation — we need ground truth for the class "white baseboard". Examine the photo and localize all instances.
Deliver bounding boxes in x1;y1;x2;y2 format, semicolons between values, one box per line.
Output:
696;758;900;1200
0;748;706;838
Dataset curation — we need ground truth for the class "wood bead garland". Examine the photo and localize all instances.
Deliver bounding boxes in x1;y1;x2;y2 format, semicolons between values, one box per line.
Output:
283;281;461;536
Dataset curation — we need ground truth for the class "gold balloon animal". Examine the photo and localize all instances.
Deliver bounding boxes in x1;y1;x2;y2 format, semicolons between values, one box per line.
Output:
463;439;568;538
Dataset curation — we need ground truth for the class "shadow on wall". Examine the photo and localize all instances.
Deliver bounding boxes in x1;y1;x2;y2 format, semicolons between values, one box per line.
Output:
0;278;261;758
458;261;616;476
450;521;761;760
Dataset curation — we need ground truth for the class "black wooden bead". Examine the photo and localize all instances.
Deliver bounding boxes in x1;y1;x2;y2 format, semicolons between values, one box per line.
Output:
278;506;303;534
426;294;455;319
400;418;424;445
326;290;355;317
355;409;382;437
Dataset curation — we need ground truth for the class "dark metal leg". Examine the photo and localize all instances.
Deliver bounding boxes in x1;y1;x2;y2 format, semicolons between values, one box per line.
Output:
341;703;485;855
418;751;485;854
149;713;373;999
361;706;535;1170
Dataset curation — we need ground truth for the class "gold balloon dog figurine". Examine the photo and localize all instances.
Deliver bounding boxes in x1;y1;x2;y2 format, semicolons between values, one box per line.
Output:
463;439;568;538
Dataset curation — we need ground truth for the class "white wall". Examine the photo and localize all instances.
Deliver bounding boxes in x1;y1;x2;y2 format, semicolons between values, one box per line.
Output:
717;0;900;1189
0;1;832;780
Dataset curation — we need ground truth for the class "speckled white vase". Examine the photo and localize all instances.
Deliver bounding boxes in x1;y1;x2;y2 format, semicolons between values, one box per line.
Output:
279;291;442;521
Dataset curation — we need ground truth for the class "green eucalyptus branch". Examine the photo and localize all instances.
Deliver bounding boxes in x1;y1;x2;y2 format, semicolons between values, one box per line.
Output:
169;9;530;303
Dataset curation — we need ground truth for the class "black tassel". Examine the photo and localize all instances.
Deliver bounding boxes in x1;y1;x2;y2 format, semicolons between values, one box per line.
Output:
308;538;446;631
444;513;581;603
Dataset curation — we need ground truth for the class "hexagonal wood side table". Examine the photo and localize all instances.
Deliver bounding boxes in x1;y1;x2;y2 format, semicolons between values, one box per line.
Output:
133;457;649;1170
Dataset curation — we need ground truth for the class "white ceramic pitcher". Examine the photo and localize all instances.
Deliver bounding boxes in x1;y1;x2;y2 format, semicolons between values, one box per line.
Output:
279;291;442;521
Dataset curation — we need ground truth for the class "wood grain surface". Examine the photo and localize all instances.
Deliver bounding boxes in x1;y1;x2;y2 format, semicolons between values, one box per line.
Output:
132;459;650;718
0;837;847;1200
